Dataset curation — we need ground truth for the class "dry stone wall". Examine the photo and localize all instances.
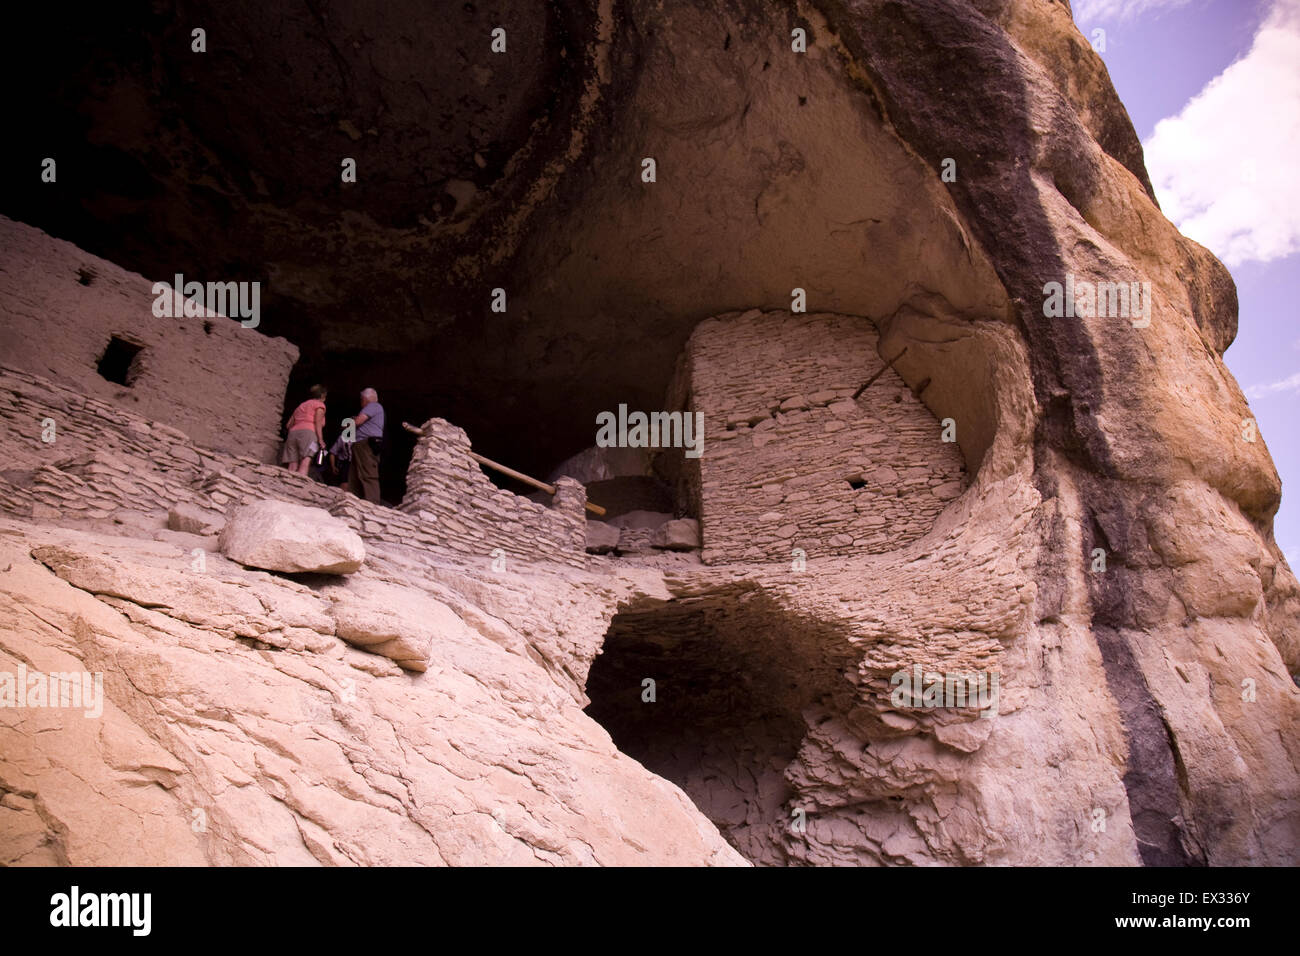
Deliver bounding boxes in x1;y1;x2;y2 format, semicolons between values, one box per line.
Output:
0;364;213;521
679;310;967;564
0;216;297;462
401;417;588;568
0;365;587;569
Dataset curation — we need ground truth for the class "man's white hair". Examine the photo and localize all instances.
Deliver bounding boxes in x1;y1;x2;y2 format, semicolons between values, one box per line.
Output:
361;387;378;401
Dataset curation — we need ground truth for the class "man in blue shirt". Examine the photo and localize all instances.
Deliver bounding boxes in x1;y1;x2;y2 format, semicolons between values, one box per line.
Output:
346;387;385;503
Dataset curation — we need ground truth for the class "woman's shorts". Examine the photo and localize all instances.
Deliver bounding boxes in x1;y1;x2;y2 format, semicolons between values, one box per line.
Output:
281;429;317;463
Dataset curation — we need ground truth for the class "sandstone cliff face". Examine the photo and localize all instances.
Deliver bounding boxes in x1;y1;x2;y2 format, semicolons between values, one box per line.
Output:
0;523;744;866
1;0;1297;866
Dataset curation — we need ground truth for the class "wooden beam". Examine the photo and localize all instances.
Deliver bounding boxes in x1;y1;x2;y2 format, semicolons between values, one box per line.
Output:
852;346;909;400
468;450;554;495
402;422;606;516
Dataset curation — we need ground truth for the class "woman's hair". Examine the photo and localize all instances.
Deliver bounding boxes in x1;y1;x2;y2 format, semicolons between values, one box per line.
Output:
309;384;328;400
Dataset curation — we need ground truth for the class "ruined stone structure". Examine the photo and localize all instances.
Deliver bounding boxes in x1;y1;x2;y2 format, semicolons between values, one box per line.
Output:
400;418;588;568
0;217;296;462
0;215;590;571
1;0;1298;869
0;361;589;572
672;309;967;564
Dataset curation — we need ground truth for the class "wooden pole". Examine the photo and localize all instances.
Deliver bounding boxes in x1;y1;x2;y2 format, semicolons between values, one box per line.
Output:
852;346;909;400
402;422;606;516
468;450;555;494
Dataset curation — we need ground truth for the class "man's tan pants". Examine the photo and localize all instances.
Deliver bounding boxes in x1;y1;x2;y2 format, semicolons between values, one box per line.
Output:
347;439;381;503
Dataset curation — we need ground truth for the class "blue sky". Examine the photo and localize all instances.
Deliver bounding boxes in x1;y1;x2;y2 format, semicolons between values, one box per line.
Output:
1072;0;1300;566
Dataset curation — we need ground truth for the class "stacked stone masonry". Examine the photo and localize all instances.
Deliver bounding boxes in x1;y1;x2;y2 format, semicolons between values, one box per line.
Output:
0;365;586;569
679;311;968;564
0;216;297;463
400;417;588;568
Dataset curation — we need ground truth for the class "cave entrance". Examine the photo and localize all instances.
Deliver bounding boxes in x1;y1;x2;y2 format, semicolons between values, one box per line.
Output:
583;585;858;865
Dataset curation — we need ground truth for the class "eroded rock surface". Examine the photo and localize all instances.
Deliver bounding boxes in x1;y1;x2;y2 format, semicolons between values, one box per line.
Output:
0;0;1297;868
1;522;744;865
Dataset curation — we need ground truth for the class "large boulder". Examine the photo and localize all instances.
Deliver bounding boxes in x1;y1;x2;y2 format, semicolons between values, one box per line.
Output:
219;499;364;574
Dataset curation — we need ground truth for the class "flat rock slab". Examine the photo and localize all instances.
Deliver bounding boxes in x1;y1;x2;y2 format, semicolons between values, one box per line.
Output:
219;498;364;574
651;518;701;551
585;519;621;554
168;502;224;536
326;579;473;672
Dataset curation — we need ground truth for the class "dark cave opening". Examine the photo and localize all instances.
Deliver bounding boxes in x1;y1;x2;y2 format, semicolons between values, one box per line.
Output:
96;336;144;386
1;0;609;506
278;357;633;508
279;333;694;511
583;586;858;865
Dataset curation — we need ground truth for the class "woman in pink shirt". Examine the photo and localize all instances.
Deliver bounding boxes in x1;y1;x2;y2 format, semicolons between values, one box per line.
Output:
281;385;327;475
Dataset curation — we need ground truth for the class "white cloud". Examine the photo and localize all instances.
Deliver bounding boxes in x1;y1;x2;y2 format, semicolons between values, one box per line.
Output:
1073;0;1192;23
1143;0;1300;265
1245;369;1300;399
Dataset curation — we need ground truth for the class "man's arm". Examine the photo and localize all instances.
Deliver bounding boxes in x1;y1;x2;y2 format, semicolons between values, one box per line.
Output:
354;412;370;427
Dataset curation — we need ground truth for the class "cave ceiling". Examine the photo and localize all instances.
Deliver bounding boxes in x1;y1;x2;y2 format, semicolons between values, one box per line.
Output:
1;0;1149;481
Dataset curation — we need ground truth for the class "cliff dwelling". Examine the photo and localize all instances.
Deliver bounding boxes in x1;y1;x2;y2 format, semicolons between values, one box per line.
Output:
667;309;969;563
0;0;1296;882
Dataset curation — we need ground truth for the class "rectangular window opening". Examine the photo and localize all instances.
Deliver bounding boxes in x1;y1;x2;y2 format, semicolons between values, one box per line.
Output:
96;336;145;386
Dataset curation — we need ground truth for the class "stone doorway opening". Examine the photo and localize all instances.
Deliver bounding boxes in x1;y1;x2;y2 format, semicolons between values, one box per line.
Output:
583;584;859;865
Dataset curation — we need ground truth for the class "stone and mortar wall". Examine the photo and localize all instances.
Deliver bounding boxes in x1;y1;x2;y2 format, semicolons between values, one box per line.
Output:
679;310;967;564
0;365;215;520
0;365;586;569
400;417;588;568
0;216;297;462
